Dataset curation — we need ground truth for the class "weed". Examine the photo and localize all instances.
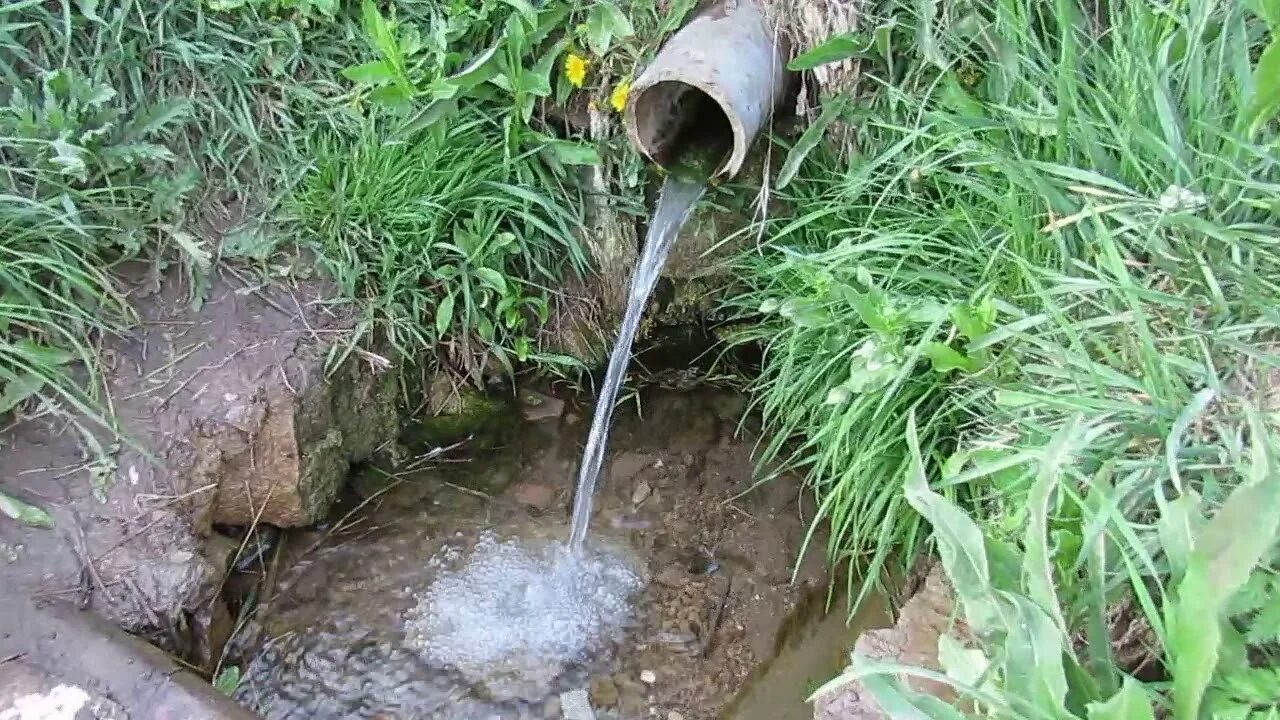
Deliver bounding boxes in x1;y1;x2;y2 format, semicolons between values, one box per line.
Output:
289;115;589;383
731;0;1280;620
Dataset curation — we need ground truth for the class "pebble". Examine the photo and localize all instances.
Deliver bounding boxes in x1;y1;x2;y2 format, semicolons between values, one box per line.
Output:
668;712;685;720
590;676;619;707
511;481;556;510
561;689;595;720
640;670;656;685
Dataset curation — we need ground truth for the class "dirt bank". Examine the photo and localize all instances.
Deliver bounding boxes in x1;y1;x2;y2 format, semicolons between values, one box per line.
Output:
0;265;397;670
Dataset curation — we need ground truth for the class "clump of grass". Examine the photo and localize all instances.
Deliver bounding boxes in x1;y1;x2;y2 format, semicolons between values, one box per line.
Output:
289;115;589;382
730;0;1280;632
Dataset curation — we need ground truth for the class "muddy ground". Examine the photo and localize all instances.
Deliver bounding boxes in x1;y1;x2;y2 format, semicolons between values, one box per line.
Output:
221;388;885;720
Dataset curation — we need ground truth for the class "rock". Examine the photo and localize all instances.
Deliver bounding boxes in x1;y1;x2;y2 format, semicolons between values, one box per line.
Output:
640;670;657;685
0;266;399;650
631;480;652;506
0;596;257;719
668;712;685;720
417;378;510;447
610;452;656;487
589;676;619;707
561;689;596;720
812;563;969;720
542;695;562;719
511;481;556;510
519;389;565;422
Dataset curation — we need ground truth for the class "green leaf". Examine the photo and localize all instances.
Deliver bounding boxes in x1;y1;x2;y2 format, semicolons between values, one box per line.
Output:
540;138;601;166
496;0;538;28
342;60;396;86
1157;490;1203;581
1244;38;1280;136
1249;0;1280;29
923;343;979;373
0;373;46;415
1087;677;1157;720
777;94;849;189
213;666;240;696
788;32;875;71
659;0;697;35
1168;463;1280;720
435;293;455;337
1001;595;1070;714
474;268;509;294
903;412;1000;634
585;0;632;55
0;490;53;528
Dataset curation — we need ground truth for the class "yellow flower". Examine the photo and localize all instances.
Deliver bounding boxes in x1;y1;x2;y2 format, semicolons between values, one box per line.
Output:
609;80;631;112
565;53;589;88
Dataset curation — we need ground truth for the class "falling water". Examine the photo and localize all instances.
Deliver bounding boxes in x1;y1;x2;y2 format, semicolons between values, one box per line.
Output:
567;175;706;550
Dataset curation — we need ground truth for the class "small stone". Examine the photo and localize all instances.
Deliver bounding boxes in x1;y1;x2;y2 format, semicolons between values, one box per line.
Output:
631;480;652;506
668;712;685;720
520;390;565;422
640;670;656;685
561;690;595;720
590;676;619;707
511;481;556;510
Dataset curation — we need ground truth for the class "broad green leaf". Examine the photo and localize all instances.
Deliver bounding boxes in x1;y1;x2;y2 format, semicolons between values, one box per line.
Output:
0;490;53;528
1157;490;1203;581
1022;418;1080;637
1249;0;1280;29
474;267;509;294
214;665;241;695
1087;678;1157;720
496;0;538;28
540;138;601;166
597;1;634;39
13;340;76;367
1168;464;1280;720
585;1;632;56
923;343;979;373
659;0;697;34
0;373;45;415
778;94;849;189
435;292;455;337
788;32;875;71
904;413;999;634
342;60;396;86
1244;38;1280;136
1001;594;1070;714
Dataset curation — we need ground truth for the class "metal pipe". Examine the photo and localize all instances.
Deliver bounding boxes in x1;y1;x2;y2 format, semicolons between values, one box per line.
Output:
623;0;787;180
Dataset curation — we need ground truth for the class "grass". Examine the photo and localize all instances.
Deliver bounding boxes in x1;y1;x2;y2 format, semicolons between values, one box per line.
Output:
731;0;1280;715
289;114;590;379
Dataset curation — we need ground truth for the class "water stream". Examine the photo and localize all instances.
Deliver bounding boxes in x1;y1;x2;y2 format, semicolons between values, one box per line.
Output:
567;175;706;550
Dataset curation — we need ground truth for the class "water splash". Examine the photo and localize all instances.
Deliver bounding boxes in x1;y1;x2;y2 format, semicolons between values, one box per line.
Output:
567;176;706;550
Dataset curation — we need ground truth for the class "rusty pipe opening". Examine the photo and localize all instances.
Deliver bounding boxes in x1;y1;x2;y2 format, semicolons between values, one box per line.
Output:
628;81;734;173
624;0;787;180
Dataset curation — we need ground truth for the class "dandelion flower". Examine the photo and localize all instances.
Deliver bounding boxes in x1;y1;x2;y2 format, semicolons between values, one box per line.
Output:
565;53;589;88
609;80;631;112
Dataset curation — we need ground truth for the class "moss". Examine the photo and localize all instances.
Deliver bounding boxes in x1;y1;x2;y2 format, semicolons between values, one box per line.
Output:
413;389;513;449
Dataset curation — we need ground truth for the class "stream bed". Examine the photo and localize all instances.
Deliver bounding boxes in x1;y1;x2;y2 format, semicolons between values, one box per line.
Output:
226;389;890;720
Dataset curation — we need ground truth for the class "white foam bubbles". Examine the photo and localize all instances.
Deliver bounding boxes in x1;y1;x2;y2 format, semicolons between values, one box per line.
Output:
404;532;643;700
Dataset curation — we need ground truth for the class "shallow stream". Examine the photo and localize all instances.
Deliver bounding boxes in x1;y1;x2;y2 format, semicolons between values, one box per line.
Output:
227;389;890;720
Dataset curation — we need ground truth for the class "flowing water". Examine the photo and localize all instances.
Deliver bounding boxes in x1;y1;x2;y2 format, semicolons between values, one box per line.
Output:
567;176;706;550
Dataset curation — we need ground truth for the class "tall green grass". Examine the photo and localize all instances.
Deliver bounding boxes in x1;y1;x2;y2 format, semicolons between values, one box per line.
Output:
289;115;589;380
731;0;1280;629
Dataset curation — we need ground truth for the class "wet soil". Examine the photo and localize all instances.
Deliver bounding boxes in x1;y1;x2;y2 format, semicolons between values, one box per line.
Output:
226;389;882;720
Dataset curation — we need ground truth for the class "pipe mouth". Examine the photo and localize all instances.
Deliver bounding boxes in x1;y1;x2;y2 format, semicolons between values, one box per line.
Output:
629;80;735;178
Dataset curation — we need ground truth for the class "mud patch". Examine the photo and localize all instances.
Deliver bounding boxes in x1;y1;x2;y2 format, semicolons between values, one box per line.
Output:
227;389;854;720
